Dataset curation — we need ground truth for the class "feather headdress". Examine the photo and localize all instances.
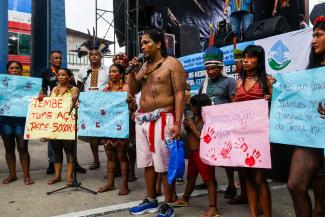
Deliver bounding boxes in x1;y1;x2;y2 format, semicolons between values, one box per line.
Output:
73;28;110;58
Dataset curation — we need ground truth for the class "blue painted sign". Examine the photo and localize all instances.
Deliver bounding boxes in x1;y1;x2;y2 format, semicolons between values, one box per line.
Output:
78;92;129;139
270;67;325;149
0;74;41;117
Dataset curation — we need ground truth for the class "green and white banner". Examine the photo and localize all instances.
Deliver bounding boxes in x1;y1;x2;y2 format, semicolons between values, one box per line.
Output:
255;28;312;74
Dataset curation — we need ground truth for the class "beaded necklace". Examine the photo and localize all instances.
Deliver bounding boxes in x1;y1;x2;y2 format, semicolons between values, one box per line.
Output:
105;80;124;92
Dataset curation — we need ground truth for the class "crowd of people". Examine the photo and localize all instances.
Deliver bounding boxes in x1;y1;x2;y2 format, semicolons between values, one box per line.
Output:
0;9;324;217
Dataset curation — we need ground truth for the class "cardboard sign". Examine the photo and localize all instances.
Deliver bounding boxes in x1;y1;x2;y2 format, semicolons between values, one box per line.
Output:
0;74;41;117
78;92;129;139
200;99;271;168
270;67;325;149
24;97;75;140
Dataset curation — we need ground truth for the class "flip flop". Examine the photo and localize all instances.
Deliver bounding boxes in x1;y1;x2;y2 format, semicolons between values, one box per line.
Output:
200;211;220;217
89;163;100;170
174;199;189;207
128;175;138;182
2;176;17;184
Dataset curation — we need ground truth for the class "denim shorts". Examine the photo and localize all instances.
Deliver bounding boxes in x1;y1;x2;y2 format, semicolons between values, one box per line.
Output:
0;116;26;136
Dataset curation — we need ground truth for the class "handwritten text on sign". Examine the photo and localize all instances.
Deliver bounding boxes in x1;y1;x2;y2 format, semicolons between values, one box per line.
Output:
24;97;75;140
0;74;41;117
78;92;129;139
200;99;271;169
270;67;325;149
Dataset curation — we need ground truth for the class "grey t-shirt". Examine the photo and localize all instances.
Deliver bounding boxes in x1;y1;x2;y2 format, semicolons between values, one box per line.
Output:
199;76;236;105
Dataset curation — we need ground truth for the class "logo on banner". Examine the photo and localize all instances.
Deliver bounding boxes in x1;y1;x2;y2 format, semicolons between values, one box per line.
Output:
268;40;291;71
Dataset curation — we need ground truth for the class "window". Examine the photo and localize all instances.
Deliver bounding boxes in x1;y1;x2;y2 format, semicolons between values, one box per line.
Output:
8;32;18;55
19;34;31;56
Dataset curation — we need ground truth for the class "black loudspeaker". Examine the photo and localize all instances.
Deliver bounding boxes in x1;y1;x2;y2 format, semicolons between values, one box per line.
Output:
203;31;236;50
243;16;291;41
171;25;201;57
214;31;237;48
252;0;273;22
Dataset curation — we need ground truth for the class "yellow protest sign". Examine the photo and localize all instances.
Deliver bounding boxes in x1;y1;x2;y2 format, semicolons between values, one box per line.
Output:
24;97;75;140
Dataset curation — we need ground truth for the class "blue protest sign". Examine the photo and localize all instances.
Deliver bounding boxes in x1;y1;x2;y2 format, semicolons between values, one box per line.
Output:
78;92;129;139
270;67;325;149
0;74;41;117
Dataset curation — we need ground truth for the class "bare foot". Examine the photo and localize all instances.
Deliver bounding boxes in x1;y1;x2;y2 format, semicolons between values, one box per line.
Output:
47;177;61;185
24;176;34;185
200;207;219;217
2;176;17;184
66;180;73;186
118;185;129;195
98;185;115;193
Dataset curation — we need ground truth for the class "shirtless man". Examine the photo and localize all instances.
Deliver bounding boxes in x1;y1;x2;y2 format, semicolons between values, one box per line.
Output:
128;30;186;217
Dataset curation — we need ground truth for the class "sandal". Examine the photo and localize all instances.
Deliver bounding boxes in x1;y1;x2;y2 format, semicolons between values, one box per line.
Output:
228;195;248;204
89;162;100;170
2;176;17;184
174;198;189;207
128;175;138;182
200;212;220;217
224;186;237;198
200;206;220;217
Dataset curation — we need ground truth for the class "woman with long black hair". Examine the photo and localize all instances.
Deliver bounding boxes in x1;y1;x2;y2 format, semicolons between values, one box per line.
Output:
235;45;274;217
287;16;325;217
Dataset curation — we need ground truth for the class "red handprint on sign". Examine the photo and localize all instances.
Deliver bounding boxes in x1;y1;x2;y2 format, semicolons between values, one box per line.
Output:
219;141;233;159
235;137;248;152
202;127;216;144
207;147;217;161
244;149;261;167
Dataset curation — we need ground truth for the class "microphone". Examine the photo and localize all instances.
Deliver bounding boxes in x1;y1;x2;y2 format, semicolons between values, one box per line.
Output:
125;53;145;74
83;69;92;83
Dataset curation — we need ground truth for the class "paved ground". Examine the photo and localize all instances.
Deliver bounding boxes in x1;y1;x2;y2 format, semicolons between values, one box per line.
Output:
0;139;299;217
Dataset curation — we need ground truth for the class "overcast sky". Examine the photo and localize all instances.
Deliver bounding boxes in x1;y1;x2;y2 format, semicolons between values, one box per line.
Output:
65;0;124;55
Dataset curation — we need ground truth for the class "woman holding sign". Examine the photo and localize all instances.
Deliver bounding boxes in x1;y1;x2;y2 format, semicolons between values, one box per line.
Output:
235;45;274;217
98;63;136;195
47;68;79;186
0;61;34;185
287;16;325;217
